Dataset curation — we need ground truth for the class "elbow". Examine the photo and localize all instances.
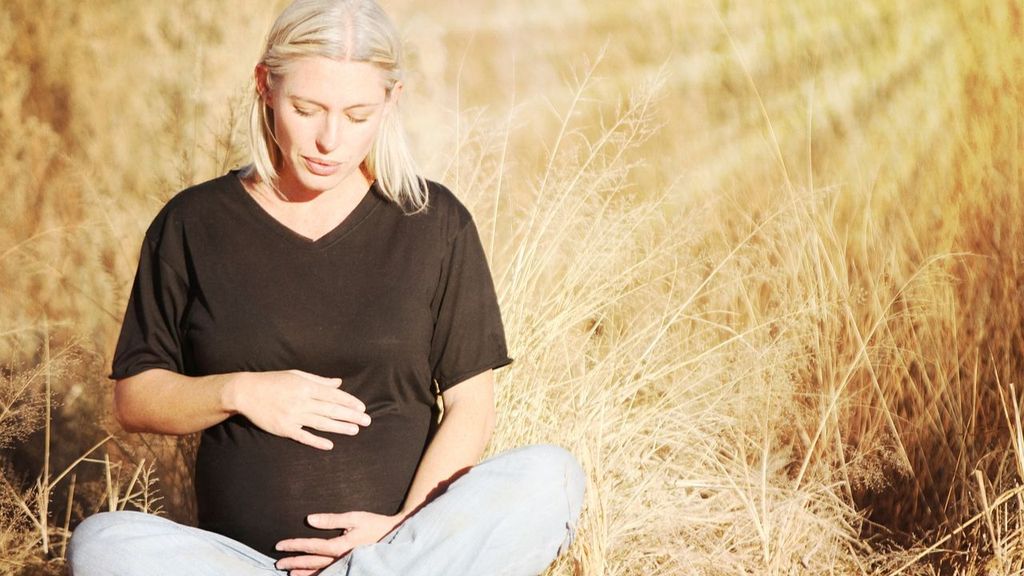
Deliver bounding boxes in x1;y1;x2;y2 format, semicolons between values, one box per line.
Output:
113;379;143;432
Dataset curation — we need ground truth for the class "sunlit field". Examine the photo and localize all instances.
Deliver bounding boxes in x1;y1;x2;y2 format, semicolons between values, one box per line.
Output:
2;0;1022;574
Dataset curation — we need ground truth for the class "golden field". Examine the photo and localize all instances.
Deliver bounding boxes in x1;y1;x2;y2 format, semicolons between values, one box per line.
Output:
1;0;1022;574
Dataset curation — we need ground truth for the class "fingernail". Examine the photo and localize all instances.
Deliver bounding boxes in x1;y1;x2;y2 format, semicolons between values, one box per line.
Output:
362;414;372;425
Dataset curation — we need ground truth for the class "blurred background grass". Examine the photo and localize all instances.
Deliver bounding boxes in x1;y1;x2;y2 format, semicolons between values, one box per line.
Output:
1;0;1022;574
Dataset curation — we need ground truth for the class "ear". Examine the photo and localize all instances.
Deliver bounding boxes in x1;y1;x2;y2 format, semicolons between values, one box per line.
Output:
385;80;403;112
255;64;273;108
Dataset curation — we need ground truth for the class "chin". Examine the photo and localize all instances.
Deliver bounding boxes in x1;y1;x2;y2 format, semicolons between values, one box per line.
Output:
298;172;342;191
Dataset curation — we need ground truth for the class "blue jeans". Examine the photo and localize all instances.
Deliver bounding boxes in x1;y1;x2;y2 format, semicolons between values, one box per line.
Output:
68;444;585;575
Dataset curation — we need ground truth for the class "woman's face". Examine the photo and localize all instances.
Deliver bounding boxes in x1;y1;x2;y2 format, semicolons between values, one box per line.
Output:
261;56;395;196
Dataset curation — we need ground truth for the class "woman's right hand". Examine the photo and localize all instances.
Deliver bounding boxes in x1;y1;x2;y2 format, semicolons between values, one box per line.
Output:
226;369;371;450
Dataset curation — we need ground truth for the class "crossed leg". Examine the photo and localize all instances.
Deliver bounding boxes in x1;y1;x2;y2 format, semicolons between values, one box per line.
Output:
68;444;585;576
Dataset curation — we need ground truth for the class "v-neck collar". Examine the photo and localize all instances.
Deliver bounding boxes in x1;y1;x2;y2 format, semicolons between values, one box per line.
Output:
228;169;384;250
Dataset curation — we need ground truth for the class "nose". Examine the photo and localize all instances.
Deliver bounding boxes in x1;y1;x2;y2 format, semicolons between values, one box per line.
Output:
316;114;342;153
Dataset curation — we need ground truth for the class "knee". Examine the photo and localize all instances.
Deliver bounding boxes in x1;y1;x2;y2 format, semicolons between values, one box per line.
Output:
504;444;586;519
499;444;586;556
69;512;123;551
67;511;153;571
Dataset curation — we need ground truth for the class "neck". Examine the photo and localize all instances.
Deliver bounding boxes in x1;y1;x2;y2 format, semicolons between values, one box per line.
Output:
250;164;373;205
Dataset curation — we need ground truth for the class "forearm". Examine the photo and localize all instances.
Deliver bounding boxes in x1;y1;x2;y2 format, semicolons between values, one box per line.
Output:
397;394;495;518
114;368;239;435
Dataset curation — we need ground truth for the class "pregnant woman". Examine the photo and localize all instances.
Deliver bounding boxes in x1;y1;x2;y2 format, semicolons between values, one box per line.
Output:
67;1;585;574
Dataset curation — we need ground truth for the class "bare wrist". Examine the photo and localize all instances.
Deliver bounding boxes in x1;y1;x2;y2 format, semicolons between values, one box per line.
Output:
219;372;244;415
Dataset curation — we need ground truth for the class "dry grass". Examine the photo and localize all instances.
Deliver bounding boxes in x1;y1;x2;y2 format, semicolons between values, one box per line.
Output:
1;0;1023;574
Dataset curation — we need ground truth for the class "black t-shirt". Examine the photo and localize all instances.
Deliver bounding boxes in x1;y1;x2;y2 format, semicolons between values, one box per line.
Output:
109;169;513;558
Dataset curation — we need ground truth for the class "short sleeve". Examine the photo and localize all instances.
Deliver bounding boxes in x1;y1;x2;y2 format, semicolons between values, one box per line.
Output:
428;216;514;392
108;232;191;381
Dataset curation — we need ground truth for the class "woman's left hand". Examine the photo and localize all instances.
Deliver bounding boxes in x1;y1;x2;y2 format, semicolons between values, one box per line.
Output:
274;511;404;575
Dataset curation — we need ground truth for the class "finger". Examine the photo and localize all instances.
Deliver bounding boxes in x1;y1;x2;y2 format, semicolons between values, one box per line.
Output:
291;428;334;450
290;571;316;576
304;414;360;436
284;534;355;559
308;511;361;530
311;386;367;412
310;401;371;427
276;537;340;556
290;370;344;389
275;554;335;571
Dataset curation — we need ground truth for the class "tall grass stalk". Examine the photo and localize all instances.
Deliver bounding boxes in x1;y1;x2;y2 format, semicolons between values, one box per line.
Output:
1;1;1023;574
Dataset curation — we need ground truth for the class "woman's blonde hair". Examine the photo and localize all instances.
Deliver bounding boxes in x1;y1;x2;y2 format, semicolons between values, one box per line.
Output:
242;0;428;213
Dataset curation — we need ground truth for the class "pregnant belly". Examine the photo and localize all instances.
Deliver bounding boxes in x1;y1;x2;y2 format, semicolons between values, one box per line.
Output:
194;410;431;559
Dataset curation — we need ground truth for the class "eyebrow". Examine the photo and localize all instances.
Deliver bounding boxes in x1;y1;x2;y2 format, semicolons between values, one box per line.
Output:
289;95;381;111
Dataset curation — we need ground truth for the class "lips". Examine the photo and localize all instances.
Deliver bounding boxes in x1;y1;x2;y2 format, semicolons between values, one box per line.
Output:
303;156;341;176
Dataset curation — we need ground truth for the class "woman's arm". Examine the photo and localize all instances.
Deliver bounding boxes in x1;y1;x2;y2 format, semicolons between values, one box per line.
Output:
114;368;240;434
114;367;370;449
397;368;497;517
